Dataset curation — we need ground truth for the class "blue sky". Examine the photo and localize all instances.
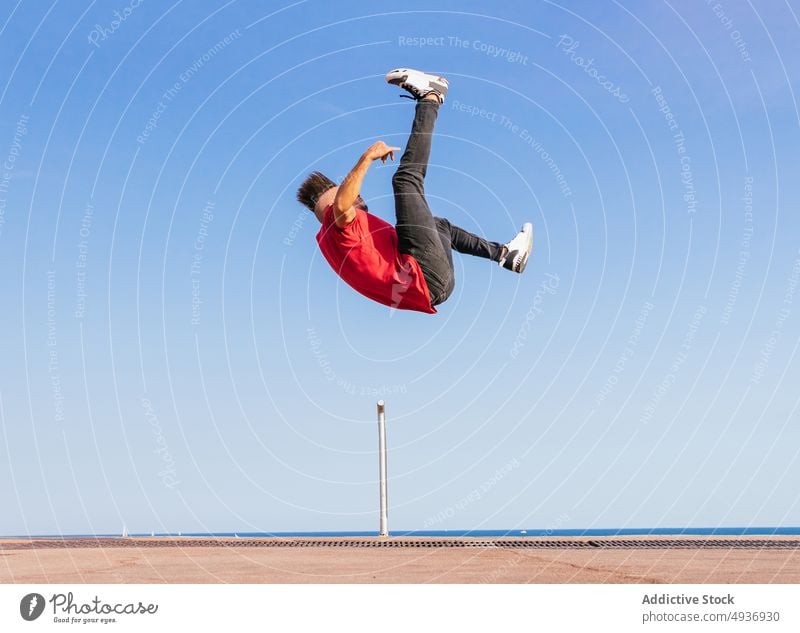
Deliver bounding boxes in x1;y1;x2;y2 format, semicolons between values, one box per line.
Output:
1;0;799;535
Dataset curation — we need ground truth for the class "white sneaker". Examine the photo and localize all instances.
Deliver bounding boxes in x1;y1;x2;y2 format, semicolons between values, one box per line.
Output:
499;223;533;273
385;68;448;103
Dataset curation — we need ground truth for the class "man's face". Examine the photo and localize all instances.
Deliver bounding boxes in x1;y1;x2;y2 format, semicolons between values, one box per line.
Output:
313;186;338;222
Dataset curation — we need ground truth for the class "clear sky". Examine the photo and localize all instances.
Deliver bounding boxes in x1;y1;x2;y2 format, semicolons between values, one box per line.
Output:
1;0;799;536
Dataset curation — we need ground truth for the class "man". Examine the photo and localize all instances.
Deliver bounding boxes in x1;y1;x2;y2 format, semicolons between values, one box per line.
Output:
296;68;533;314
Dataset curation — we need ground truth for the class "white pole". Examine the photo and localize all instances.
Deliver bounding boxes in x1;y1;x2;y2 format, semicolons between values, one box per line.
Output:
377;400;388;537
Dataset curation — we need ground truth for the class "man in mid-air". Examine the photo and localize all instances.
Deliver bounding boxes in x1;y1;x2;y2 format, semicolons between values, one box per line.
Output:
297;68;533;314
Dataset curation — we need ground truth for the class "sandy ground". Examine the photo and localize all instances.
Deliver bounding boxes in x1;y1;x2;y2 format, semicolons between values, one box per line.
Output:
1;537;798;584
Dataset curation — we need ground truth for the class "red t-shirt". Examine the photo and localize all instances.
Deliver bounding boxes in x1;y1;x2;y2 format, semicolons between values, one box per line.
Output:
316;204;436;314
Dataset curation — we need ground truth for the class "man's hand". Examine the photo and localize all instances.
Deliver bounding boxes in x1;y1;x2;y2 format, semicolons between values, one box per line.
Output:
363;141;401;164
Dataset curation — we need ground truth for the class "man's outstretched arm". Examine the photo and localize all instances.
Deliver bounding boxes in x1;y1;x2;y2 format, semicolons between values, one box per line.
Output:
333;141;400;228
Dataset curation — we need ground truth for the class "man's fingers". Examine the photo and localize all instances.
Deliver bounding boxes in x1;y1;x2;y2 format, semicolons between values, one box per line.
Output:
374;145;400;162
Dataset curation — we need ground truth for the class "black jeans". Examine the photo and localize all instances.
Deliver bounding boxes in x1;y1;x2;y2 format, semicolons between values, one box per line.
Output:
393;100;504;306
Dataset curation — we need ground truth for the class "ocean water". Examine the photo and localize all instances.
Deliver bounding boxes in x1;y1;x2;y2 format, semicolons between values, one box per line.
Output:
9;527;800;539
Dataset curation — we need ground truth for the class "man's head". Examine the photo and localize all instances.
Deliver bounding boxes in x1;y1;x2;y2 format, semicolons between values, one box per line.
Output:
296;171;338;223
297;171;369;223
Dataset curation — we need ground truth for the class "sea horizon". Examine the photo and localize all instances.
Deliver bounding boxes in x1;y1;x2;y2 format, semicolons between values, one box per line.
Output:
4;527;800;539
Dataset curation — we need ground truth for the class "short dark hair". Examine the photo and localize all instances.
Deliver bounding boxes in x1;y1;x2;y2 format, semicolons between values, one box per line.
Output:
296;171;336;212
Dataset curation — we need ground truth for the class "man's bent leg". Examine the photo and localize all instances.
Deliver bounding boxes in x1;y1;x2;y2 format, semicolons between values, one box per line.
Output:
435;217;506;262
393;99;453;305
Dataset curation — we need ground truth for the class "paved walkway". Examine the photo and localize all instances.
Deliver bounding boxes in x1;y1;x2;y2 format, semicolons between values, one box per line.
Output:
1;537;797;583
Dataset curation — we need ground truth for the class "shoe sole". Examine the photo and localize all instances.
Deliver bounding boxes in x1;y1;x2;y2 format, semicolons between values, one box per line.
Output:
516;223;534;273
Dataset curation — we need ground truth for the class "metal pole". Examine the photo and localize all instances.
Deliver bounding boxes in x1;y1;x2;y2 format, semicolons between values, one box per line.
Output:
377;400;388;537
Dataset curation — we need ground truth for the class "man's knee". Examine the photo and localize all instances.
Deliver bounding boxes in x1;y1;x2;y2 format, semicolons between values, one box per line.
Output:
392;168;423;194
